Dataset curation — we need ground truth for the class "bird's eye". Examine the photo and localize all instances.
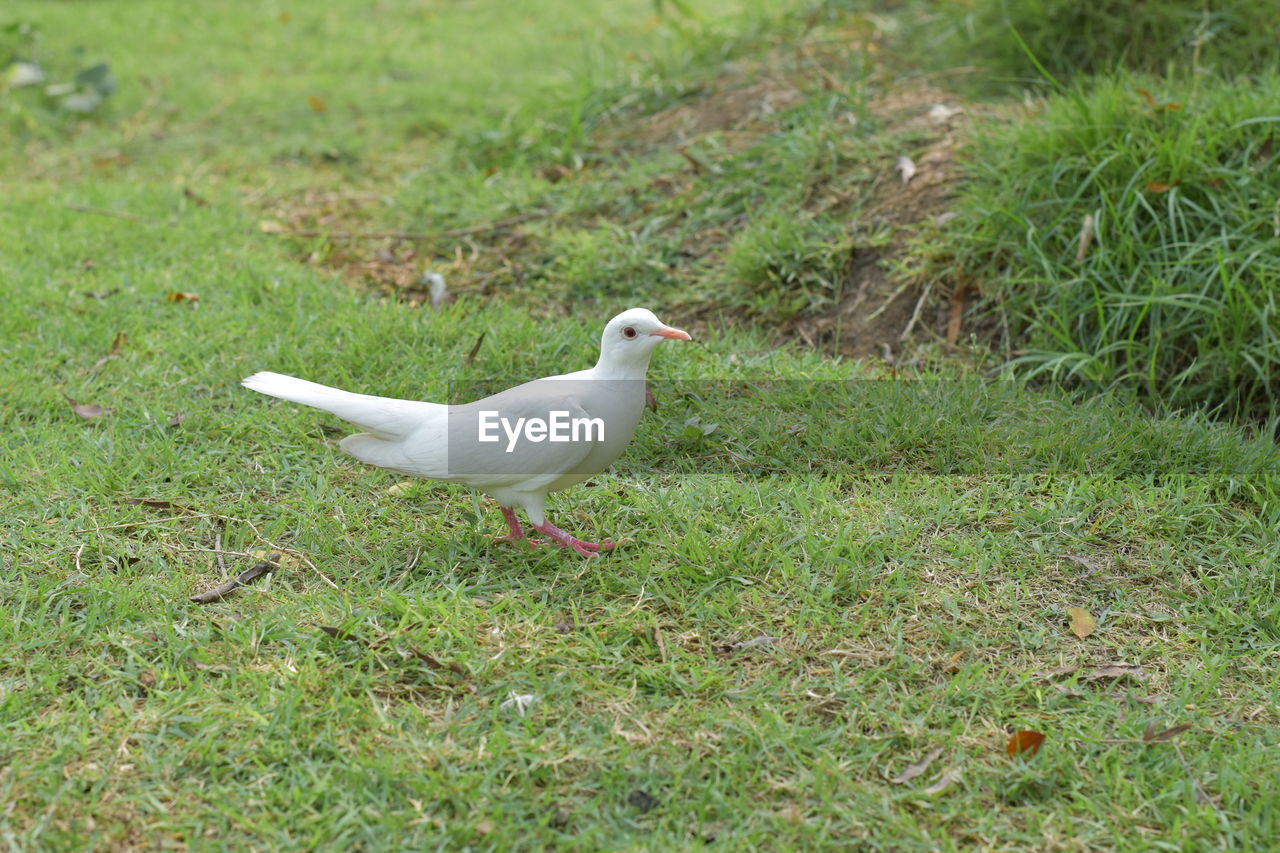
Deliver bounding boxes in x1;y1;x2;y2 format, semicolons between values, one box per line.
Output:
622;326;638;339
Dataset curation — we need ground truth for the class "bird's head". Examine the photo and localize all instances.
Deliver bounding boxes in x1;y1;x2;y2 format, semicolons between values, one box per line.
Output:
595;308;691;374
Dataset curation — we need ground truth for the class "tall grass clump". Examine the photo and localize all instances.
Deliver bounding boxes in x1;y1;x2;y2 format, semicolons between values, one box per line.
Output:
937;73;1280;423
938;0;1278;84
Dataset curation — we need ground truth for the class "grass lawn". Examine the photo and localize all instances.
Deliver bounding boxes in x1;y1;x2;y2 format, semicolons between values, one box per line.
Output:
3;0;1279;849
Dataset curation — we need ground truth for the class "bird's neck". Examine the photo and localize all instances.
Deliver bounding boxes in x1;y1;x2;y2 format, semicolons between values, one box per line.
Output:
592;353;652;381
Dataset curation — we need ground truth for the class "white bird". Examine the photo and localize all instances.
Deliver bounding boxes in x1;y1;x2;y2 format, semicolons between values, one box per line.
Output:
242;308;691;556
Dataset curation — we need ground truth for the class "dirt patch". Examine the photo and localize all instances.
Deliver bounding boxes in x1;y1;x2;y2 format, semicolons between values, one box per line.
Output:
786;84;974;360
609;73;807;153
606;68;987;359
257;51;988;361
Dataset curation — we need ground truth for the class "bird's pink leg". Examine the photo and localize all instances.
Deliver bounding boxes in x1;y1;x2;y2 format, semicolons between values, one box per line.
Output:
494;506;541;547
533;520;618;557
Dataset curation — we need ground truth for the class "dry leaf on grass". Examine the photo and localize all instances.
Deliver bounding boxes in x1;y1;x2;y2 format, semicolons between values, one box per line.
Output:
1067;607;1096;639
1006;730;1046;757
318;625;360;641
1143;722;1193;743
626;789;660;813
166;291;200;302
890;746;943;784
1064;554;1102;573
465;331;486;364
121;498;182;510
923;768;961;795
250;549;299;569
190;553;280;603
1086;662;1149;682
63;394;112;420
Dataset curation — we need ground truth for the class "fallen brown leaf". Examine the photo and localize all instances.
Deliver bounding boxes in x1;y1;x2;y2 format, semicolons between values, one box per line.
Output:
1087;662;1149;682
1254;135;1274;164
1136;89;1180;111
318;625;361;642
891;746;943;784
63;394;112;420
1143;722;1193;743
464;330;486;364
1034;664;1080;680
1067;606;1097;639
1145;180;1181;194
1064;554;1101;573
183;187;210;207
190;553;280;603
308;95;327;112
109;331;129;356
1006;730;1046;757
923;768;961;795
122;498;179;509
166;291;200;302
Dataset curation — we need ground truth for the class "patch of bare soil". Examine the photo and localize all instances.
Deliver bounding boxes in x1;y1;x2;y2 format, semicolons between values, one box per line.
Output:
788;84;975;360
617;70;980;360
609;73;807;153
256;188;541;308
257;43;995;361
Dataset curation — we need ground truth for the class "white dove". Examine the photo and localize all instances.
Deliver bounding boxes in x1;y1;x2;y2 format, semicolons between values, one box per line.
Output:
242;308;691;556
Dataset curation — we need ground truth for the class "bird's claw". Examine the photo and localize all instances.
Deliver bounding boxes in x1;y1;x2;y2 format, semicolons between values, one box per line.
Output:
532;521;623;557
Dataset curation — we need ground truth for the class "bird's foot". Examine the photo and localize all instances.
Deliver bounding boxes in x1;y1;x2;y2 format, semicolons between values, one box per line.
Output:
494;508;548;548
533;521;619;558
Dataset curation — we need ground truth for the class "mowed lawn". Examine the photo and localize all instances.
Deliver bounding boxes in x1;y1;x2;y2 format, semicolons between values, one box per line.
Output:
3;1;1280;849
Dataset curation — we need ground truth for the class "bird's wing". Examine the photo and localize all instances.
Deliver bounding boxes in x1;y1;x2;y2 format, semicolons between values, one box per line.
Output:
413;379;610;490
242;372;443;440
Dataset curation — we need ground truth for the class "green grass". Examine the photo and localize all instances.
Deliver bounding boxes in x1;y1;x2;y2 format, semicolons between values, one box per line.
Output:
927;73;1280;422
911;0;1280;87
4;0;1280;849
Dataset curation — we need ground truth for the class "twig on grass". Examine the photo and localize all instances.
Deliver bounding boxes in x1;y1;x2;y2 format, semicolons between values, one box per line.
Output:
214;530;228;580
205;512;340;590
900;280;934;341
190;553;280;603
71;513;215;534
653;625;668;665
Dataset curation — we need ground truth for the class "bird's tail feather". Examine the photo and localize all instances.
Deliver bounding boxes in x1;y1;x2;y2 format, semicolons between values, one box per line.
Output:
241;371;442;440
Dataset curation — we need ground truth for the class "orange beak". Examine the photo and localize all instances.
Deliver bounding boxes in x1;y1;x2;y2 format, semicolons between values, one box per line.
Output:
651;326;692;341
